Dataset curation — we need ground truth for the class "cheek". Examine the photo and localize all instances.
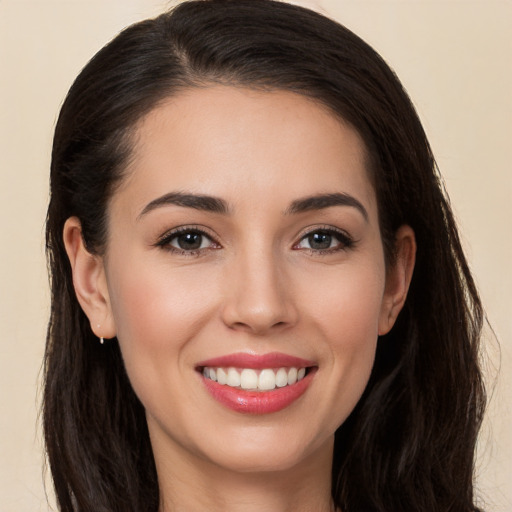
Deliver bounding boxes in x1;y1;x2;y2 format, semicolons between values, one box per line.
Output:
105;262;222;416
106;260;220;362
298;259;385;419
304;258;386;343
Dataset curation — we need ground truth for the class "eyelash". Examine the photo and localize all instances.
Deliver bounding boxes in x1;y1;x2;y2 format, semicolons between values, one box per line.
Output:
293;226;355;255
155;226;220;256
155;225;355;256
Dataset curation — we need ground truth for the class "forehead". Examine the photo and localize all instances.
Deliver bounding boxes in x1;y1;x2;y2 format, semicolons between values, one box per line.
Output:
115;86;376;218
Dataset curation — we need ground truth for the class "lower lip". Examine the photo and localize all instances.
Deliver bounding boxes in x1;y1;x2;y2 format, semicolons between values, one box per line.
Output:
201;369;316;414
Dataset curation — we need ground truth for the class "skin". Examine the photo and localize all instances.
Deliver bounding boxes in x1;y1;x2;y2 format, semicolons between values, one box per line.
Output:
64;86;415;512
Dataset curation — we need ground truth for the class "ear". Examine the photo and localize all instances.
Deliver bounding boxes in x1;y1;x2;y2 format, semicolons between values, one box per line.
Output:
63;217;116;340
378;225;416;335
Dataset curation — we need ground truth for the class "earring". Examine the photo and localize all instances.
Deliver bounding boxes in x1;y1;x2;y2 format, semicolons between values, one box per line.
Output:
96;324;105;344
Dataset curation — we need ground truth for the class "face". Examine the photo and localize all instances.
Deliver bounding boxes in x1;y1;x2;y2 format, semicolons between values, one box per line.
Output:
70;86;413;479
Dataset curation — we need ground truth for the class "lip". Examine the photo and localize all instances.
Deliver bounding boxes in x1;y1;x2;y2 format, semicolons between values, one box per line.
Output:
197;352;317;414
196;352;316;370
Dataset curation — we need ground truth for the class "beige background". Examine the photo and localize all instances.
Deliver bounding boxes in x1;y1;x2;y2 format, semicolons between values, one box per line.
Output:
0;0;510;510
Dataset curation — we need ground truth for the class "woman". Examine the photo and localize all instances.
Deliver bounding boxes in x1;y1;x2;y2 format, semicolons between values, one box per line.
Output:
43;1;486;511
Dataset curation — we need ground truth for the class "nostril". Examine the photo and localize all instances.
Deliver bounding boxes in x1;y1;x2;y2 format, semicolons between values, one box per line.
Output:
219;282;299;334
227;319;291;335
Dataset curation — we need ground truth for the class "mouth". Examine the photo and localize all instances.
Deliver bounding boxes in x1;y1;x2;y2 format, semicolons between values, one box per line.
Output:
200;366;310;391
196;353;317;414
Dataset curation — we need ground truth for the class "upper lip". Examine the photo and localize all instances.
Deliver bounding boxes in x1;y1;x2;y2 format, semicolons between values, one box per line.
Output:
196;352;316;369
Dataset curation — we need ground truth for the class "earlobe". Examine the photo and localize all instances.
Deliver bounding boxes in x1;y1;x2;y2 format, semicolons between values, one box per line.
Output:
378;225;416;335
63;217;116;340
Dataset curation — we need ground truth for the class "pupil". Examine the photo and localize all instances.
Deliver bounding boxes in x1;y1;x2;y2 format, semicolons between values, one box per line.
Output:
178;232;202;250
309;232;331;249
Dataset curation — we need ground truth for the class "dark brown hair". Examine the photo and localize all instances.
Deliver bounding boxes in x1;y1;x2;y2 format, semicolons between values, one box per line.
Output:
44;1;486;510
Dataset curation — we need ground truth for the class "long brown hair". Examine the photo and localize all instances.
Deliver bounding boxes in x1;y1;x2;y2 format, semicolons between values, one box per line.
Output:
44;1;486;510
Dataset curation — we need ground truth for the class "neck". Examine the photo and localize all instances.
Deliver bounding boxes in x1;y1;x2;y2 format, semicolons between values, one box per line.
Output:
153;432;335;512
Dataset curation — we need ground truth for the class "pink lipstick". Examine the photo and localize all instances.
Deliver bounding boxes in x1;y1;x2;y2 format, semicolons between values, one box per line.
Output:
197;352;317;414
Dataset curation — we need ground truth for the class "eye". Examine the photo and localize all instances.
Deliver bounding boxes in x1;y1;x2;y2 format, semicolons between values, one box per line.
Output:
294;228;354;252
170;231;210;251
156;227;220;254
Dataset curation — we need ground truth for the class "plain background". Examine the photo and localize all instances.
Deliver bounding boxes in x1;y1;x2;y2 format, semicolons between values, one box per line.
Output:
0;0;510;510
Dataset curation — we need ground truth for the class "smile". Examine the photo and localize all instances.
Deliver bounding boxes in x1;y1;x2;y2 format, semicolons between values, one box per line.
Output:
202;366;307;391
197;353;317;414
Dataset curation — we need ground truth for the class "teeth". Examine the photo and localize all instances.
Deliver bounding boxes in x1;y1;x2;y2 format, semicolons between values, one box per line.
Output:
258;369;276;390
227;368;241;387
240;369;258;390
202;366;308;391
287;367;297;385
275;368;288;388
217;367;227;385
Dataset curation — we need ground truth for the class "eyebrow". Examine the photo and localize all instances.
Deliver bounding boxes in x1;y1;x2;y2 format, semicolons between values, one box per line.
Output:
285;193;368;221
138;191;230;219
138;191;368;221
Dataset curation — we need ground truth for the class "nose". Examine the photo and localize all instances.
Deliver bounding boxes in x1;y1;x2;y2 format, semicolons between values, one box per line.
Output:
220;247;298;335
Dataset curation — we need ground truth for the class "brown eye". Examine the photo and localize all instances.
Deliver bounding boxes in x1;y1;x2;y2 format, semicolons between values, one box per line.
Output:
172;232;206;251
156;228;219;254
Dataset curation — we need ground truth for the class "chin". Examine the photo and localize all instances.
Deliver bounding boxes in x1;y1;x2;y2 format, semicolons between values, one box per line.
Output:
198;427;333;475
